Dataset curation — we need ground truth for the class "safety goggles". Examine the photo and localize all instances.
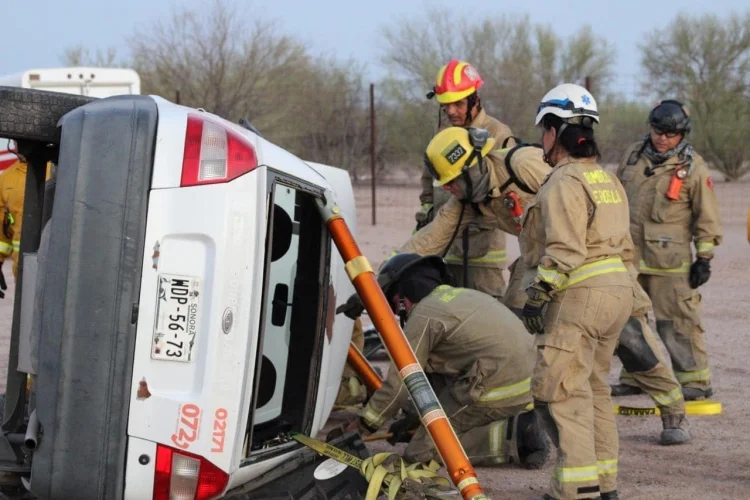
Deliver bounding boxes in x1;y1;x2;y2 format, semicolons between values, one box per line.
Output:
650;126;681;139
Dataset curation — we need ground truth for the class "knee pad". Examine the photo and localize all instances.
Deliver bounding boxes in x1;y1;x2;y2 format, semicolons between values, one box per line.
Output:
617;317;659;373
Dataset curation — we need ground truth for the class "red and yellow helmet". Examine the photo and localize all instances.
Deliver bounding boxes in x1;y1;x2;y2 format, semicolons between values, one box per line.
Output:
433;60;484;104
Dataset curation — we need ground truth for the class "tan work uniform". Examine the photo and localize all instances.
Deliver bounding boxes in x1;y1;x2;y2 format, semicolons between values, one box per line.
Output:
405;146;551;311
0;160;27;277
335;317;368;406
616;142;722;391
417;110;514;298
519;158;634;499
617;263;686;416
360;286;535;466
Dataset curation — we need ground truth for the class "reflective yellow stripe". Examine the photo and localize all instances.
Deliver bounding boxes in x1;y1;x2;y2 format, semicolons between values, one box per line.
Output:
537;266;567;289
479;378;531;402
696;241;714;255
421;203;433;211
639;259;691;274
361;405;386;428
432;285;466;303
675;368;711;384
0;241;11;256
552;465;599;483
12;240;20;251
652;386;684;407
597;459;618;475
488;420;506;462
445;250;507;264
538;257;627;290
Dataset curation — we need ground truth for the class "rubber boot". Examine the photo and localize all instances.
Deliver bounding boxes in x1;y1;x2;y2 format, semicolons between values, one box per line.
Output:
516;410;550;469
660;414;691;445
610;383;643;397
601;491;619;500
682;386;713;401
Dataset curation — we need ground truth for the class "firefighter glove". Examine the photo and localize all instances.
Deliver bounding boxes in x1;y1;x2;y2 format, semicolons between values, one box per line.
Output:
336;292;364;320
522;282;552;334
689;257;711;289
414;204;434;233
0;262;6;299
387;413;420;445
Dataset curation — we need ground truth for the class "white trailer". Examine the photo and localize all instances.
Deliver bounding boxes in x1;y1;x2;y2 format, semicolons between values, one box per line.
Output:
0;67;141;170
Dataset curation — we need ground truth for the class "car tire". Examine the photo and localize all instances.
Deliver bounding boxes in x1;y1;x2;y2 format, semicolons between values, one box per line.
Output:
0;87;94;143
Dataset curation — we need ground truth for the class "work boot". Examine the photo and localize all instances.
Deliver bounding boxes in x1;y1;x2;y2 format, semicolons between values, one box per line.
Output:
682;386;713;401
660;414;691;445
600;492;619;500
610;383;643;396
516;410;550;469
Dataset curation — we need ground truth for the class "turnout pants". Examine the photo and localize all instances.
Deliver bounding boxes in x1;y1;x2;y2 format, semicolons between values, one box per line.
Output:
533;285;632;499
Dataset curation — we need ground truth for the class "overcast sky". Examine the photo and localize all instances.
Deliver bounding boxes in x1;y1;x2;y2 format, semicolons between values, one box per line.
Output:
3;0;746;98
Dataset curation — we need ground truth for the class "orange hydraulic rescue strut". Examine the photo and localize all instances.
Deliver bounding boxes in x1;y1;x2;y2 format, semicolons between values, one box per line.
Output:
317;190;488;500
347;342;383;392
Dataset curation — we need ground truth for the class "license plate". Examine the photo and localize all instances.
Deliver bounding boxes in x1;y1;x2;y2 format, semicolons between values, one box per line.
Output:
152;274;201;362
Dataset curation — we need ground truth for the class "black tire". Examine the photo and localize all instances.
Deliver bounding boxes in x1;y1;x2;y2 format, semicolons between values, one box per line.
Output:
0;87;95;143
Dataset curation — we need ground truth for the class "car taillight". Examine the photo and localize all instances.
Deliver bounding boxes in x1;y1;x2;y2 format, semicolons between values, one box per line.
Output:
181;114;258;187
153;444;229;500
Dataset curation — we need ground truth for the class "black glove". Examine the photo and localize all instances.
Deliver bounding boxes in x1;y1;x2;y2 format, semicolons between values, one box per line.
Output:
0;262;6;299
387;413;420;445
689;257;711;289
522;282;553;335
336;292;364;320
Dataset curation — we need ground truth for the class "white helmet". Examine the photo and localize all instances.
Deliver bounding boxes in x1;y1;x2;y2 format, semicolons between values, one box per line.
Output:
534;83;599;126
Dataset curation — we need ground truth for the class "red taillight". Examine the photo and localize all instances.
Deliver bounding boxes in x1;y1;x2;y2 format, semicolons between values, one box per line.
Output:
180;114;258;187
153;444;229;500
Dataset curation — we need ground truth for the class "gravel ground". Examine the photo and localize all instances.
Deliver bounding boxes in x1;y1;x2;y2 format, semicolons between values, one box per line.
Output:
0;179;746;499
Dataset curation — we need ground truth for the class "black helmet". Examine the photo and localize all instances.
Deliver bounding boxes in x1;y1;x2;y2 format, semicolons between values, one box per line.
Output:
377;253;448;298
648;99;691;134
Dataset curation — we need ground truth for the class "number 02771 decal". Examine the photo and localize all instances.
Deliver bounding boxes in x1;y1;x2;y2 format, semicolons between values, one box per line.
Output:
152;274;201;362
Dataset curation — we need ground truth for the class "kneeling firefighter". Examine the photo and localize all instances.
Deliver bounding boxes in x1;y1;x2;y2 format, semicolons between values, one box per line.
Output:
352;253;549;469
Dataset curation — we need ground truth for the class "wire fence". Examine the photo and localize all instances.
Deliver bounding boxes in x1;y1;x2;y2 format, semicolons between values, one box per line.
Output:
353;177;747;265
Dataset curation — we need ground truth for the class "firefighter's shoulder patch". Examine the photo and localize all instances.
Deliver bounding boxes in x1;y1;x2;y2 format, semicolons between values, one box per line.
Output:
706;175;714;190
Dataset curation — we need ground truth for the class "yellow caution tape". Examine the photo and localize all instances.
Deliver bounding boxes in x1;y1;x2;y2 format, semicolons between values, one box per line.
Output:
614;400;722;416
290;433;455;500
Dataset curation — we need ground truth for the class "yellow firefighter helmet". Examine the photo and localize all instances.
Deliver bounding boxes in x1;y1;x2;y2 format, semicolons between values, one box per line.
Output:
424;127;495;187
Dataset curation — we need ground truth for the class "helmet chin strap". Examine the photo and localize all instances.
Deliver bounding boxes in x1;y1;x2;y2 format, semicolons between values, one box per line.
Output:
397;292;407;328
542;122;568;167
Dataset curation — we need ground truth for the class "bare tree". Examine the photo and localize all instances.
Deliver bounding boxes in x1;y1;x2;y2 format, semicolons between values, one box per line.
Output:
127;0;309;127
60;45;121;67
378;9;618;167
640;11;750;181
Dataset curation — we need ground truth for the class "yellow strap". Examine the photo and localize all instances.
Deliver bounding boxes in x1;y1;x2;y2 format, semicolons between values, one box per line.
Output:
290;433;454;500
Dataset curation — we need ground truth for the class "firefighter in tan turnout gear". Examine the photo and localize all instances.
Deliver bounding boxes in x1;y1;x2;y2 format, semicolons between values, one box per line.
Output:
415;59;513;298
522;84;633;500
354;253;549;469
612;100;722;401
406;126;550;313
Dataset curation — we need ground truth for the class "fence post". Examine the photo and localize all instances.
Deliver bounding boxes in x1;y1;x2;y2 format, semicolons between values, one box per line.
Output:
370;83;376;226
584;76;591;92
